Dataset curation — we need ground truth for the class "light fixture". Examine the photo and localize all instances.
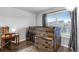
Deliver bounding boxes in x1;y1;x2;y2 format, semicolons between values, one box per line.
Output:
66;7;75;11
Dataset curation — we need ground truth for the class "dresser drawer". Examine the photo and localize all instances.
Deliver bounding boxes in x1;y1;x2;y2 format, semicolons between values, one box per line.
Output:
36;44;53;52
37;44;47;51
35;37;45;44
42;43;52;48
34;35;60;52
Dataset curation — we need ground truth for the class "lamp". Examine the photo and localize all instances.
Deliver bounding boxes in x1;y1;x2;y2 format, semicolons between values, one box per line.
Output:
11;28;16;32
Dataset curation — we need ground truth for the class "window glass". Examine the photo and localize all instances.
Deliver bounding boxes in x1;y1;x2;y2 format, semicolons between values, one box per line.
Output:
46;10;71;35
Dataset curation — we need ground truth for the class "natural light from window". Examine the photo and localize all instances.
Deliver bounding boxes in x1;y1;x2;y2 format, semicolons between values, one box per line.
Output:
46;10;71;37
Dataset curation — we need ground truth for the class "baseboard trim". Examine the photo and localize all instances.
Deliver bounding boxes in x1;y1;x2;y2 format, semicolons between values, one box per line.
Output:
20;39;26;42
61;44;69;48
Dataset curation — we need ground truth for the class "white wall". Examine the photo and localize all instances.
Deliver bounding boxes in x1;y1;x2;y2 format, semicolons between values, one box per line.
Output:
77;7;79;51
36;7;70;47
0;7;36;41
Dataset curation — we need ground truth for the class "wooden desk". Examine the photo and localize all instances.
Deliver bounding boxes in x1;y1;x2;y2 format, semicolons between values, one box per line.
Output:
1;33;20;50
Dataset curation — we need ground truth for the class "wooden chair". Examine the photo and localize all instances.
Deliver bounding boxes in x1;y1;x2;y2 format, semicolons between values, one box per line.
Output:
0;26;9;50
1;33;20;50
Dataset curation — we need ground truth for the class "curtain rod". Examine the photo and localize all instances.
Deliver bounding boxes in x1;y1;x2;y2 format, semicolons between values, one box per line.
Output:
44;9;66;14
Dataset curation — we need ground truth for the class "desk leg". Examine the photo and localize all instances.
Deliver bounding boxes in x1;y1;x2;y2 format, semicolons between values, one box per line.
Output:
15;35;20;45
15;37;17;45
15;35;19;45
18;35;19;45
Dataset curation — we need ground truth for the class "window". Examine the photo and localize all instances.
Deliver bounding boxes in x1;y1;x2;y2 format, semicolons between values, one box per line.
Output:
46;10;71;35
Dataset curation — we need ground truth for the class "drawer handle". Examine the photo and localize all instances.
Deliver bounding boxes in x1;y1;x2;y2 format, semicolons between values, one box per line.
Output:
45;41;48;43
45;46;48;48
36;43;38;44
45;42;50;46
42;44;45;46
36;46;38;48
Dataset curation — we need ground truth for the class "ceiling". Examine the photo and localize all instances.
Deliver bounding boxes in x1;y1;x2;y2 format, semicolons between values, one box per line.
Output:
14;7;53;14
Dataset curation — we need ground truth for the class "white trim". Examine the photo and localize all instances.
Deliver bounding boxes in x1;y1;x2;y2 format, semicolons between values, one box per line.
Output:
20;39;26;42
61;44;69;48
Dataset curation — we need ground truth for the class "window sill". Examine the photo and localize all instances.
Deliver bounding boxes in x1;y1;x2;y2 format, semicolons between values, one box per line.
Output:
61;33;70;38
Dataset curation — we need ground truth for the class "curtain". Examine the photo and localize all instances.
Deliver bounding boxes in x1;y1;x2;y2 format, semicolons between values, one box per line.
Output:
69;7;77;52
42;14;47;27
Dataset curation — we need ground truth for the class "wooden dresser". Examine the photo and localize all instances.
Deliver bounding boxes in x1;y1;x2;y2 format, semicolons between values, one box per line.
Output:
34;27;61;52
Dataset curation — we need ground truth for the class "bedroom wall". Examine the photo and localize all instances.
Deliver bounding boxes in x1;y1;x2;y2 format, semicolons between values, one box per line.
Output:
0;7;36;42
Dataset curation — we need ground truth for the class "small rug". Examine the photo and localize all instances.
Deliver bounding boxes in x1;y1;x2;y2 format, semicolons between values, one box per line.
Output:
18;46;37;52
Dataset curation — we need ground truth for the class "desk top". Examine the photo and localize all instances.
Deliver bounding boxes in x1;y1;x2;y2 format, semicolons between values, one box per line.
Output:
1;33;19;39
